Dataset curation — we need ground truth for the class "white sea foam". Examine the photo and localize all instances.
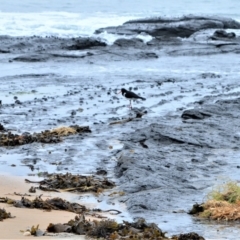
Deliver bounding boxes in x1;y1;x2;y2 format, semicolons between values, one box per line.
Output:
96;31;153;45
0;0;240;42
0;11;154;44
0;12;138;37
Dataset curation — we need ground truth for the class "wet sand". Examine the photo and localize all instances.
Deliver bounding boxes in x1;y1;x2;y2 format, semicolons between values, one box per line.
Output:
0;174;86;239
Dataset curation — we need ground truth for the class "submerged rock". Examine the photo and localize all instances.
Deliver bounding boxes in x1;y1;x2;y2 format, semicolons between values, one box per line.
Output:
181;109;211;119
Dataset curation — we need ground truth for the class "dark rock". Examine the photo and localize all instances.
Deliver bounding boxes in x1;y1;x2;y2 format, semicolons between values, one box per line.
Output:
0;49;10;53
113;38;144;48
217;97;240;106
0;124;5;131
96;169;107;175
211;29;236;40
0;36;107;57
47;223;71;233
65;37;106;50
71;110;76;116
136;52;158;59
176;232;205;240
188;203;204;214
13;54;49;62
125;15;240;28
15;99;22;105
95;15;240;38
181;109;212;119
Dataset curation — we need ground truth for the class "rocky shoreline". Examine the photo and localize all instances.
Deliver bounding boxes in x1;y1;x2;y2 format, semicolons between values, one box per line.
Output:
1;14;240;239
0;15;240;63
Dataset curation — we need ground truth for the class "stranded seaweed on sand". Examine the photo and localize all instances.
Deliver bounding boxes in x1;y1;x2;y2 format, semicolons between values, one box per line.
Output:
0;208;13;221
25;172;115;193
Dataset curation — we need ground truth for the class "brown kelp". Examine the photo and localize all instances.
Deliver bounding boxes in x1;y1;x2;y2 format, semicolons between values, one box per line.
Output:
47;216;205;240
0;196;87;214
25;172;115;193
0;208;13;221
0;125;91;146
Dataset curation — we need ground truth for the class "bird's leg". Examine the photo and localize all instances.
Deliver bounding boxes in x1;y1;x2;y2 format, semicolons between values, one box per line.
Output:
129;100;132;109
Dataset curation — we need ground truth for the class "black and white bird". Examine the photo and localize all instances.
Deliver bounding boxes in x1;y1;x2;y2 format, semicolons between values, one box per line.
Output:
119;88;146;109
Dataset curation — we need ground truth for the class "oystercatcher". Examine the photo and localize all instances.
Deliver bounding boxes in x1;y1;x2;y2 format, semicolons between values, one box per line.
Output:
119;88;146;109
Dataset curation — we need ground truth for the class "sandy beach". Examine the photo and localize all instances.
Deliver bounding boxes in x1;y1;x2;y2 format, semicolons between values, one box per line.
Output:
0;174;88;239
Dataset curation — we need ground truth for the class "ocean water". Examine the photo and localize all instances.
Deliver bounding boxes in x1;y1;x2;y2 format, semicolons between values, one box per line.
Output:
0;0;240;43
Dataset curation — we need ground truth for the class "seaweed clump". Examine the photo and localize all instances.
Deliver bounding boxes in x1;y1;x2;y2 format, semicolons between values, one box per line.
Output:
47;216;168;239
0;196;87;214
0;125;91;146
190;181;240;221
47;216;205;240
172;232;205;240
0;208;13;221
25;172;115;193
21;224;43;236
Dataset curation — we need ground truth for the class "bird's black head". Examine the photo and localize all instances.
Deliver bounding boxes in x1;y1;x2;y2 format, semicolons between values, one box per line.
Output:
121;88;127;94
